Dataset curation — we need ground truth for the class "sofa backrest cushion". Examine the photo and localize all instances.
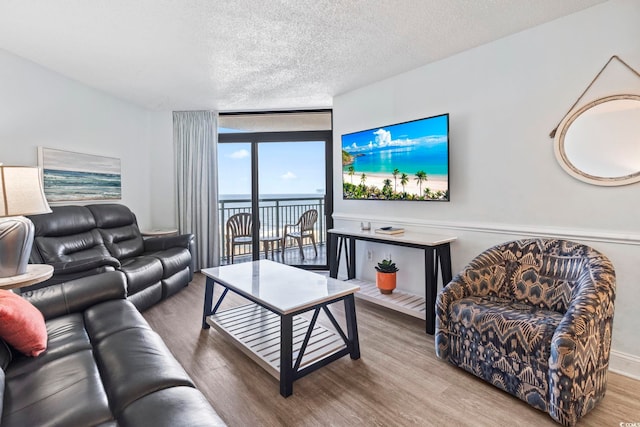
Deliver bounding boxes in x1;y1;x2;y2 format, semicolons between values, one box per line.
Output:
87;204;136;228
87;204;144;260
28;206;111;263
35;230;111;263
97;226;145;260
30;206;96;236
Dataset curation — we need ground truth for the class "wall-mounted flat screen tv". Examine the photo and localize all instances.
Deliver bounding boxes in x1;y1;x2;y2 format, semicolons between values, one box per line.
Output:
341;113;449;201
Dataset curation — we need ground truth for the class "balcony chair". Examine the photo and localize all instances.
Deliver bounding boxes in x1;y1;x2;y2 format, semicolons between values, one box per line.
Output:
226;213;253;264
283;209;318;260
435;238;616;426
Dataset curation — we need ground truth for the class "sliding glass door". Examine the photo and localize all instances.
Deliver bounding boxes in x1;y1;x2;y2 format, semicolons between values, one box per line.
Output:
217;111;332;270
258;141;327;266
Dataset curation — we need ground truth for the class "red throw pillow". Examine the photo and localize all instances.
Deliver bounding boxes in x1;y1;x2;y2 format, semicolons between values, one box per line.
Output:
0;290;47;357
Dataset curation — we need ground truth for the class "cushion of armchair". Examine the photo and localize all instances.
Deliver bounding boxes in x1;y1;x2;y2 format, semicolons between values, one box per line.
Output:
449;296;563;367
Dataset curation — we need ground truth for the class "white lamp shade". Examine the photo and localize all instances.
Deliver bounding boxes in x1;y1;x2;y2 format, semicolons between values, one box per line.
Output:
0;166;52;217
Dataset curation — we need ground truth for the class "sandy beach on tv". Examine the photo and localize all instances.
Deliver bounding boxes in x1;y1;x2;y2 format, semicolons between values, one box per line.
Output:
343;172;448;195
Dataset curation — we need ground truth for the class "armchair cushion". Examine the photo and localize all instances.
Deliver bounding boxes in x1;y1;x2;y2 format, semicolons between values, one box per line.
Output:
448;295;563;410
449;296;563;367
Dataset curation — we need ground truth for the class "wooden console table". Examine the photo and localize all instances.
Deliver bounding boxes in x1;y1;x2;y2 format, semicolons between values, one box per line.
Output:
328;228;456;335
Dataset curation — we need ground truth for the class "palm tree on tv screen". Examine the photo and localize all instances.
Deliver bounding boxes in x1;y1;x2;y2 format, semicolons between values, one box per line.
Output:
382;178;392;197
400;173;409;193
347;165;355;183
392;168;400;192
415;170;427;196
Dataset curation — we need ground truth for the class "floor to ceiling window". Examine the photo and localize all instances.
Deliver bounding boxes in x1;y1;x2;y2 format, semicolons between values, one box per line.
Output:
217;110;332;270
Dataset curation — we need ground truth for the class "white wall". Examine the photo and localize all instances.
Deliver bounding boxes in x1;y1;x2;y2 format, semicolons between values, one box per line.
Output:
0;48;172;229
333;0;640;377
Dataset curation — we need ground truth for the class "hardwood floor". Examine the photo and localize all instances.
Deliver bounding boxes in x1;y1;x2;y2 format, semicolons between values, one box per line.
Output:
144;273;640;426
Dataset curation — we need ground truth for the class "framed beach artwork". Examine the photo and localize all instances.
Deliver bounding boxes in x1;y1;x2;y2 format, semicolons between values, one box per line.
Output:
38;147;122;202
341;113;449;201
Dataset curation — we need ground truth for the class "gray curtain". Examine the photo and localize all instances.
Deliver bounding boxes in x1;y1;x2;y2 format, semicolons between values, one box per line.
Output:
173;111;219;270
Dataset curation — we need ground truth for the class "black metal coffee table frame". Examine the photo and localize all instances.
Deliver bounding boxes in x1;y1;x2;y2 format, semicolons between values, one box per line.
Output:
202;275;360;397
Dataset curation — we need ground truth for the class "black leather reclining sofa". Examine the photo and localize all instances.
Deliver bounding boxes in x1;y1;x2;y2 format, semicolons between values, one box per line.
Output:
1;272;225;426
27;204;196;311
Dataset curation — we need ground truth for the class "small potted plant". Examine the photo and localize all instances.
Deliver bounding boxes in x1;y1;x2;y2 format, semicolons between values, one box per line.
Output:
375;259;399;294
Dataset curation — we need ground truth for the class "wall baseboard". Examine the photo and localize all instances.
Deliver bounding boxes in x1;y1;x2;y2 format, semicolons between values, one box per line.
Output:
332;213;640;246
609;350;640;380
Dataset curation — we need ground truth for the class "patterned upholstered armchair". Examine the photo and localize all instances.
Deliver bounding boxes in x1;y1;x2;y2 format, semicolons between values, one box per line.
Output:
435;239;615;426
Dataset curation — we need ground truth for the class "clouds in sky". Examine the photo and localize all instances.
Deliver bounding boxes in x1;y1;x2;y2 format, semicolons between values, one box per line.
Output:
373;129;391;147
343;128;447;153
228;149;249;159
281;171;296;180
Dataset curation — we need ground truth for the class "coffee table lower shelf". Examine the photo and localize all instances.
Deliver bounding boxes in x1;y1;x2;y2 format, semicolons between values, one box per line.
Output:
347;279;426;320
206;304;346;378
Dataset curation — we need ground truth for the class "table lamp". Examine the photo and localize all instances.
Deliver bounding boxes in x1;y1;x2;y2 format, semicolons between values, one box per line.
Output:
0;166;52;278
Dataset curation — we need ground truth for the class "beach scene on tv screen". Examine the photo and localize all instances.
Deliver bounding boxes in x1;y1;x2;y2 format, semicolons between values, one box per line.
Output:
342;114;449;201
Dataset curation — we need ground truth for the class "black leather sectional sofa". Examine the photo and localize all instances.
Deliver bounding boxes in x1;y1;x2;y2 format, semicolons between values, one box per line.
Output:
27;204;196;311
1;271;224;426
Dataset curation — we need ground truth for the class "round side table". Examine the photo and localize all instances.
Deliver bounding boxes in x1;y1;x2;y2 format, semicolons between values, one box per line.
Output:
0;264;54;290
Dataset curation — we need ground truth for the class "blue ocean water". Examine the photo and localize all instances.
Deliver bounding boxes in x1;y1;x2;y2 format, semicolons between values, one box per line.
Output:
344;144;448;176
43;169;121;201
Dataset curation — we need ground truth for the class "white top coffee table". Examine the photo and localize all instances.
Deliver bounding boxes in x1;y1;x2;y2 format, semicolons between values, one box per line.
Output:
201;260;360;397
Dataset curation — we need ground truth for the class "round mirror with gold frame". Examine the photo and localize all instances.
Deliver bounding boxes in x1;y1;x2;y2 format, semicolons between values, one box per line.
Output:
554;94;640;186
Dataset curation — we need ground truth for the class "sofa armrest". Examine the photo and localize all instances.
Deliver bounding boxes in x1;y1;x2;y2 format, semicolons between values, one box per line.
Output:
49;256;121;275
21;271;127;320
144;233;197;273
143;233;194;252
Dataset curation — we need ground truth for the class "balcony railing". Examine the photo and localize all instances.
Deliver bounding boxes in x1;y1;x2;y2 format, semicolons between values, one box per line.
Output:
219;196;325;262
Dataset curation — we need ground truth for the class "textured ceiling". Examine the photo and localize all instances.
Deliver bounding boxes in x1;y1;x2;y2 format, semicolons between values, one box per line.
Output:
0;0;606;112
